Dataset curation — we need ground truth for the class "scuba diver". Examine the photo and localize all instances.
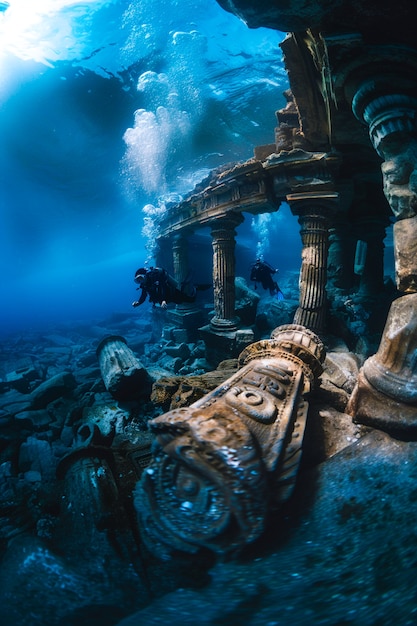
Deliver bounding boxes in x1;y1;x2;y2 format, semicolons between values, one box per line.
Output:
250;259;284;300
132;267;210;309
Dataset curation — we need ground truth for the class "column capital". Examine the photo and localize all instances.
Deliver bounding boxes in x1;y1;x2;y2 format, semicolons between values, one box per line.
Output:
209;212;245;233
172;227;194;241
339;47;417;156
286;191;339;220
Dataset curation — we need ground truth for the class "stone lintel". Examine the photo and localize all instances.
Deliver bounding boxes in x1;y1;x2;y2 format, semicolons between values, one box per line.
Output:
286;191;339;203
157;183;275;239
286;190;339;219
157;151;341;240
266;151;341;198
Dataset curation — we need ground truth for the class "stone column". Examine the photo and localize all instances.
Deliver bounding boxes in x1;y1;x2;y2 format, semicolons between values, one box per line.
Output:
287;192;338;335
351;75;417;292
96;335;151;400
172;232;189;284
354;216;387;302
327;218;356;292
168;230;204;341
210;215;243;331
172;231;195;312
345;62;417;432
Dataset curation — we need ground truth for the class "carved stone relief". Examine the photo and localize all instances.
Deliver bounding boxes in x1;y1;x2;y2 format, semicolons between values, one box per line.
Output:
135;324;325;558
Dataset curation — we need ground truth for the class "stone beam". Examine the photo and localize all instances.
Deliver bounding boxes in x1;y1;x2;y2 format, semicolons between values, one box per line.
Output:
156;151;341;241
156;161;276;239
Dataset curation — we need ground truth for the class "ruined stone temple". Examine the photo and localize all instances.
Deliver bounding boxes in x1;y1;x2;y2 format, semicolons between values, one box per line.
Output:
132;0;417;557
3;2;417;624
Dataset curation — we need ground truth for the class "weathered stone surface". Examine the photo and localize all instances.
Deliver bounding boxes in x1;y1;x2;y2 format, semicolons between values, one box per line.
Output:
4;364;39;393
158;355;183;374
304;403;369;464
150;360;239;411
96;335;151;400
30;372;76;409
1;400;32;415
18;436;57;482
171;328;189;343
318;350;361;411
14;410;52;431
393;217;417;292
80;404;130;438
136;325;325;558
347;294;417;432
163;342;191;360
348;369;417;434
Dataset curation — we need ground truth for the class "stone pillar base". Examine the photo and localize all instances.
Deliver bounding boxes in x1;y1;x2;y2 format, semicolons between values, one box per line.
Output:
166;308;205;342
209;316;240;332
199;325;255;366
347;369;417;434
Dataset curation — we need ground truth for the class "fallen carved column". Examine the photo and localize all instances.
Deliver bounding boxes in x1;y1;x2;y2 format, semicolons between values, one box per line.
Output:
55;424;147;591
96;335;151;400
287;192;338;335
134;324;325;558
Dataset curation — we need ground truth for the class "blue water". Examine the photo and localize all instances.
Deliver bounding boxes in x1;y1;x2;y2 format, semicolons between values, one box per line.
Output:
0;0;299;337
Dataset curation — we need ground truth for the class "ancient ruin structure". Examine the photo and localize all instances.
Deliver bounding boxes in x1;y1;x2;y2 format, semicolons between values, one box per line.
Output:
129;0;417;557
149;0;417;435
3;4;417;623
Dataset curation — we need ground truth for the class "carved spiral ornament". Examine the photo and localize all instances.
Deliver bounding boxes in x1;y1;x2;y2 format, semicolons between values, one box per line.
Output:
135;324;325;559
135;407;268;559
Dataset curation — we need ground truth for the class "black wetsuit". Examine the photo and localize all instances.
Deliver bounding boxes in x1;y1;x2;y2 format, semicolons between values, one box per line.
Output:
250;260;281;296
137;268;196;306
